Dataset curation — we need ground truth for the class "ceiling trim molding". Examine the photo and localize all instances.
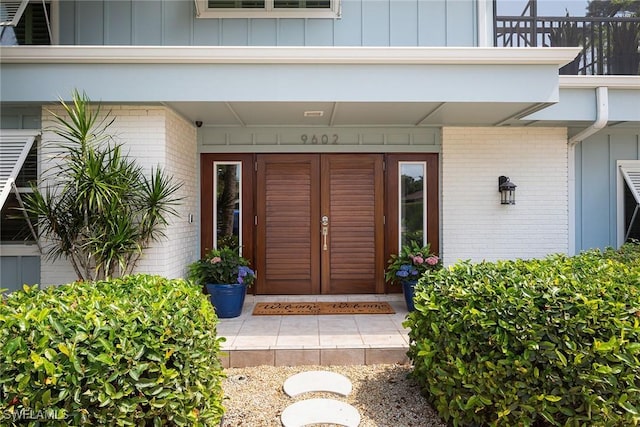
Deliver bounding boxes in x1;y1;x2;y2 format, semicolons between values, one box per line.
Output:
0;46;580;66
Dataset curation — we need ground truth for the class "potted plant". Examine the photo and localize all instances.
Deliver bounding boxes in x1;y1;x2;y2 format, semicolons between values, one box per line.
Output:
188;245;255;318
385;242;440;311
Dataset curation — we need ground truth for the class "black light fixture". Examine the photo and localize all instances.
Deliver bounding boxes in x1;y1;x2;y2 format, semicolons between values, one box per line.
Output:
498;176;516;205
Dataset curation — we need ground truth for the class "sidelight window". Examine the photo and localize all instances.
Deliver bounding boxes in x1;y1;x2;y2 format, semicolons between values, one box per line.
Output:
214;162;242;253
398;162;426;250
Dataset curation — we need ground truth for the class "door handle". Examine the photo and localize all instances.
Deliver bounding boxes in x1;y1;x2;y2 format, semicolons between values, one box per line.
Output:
321;216;329;251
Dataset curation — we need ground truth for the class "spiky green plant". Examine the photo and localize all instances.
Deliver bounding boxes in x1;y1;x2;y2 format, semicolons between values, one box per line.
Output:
24;90;182;280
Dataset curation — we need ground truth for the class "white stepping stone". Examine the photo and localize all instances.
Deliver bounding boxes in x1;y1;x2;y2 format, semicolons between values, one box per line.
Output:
280;398;361;427
283;370;353;397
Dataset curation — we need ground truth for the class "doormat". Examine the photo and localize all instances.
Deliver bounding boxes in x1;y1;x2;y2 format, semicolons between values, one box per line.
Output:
252;301;395;315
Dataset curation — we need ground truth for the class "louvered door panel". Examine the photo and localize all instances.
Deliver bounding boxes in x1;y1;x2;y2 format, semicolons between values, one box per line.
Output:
256;155;320;294
321;154;384;294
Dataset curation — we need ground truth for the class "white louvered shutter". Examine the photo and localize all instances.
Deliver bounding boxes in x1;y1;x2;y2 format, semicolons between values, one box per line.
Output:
620;163;640;206
0;0;30;26
0;130;38;209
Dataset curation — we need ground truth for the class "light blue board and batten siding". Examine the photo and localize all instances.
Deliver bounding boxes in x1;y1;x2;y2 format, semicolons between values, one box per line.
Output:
575;130;640;251
58;0;477;47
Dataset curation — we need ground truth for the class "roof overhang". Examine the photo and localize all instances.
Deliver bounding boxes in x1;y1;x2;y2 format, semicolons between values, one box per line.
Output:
0;46;580;127
520;76;640;129
0;45;581;65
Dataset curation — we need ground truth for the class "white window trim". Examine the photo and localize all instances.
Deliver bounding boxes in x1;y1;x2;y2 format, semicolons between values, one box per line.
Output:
195;0;341;19
617;160;640;246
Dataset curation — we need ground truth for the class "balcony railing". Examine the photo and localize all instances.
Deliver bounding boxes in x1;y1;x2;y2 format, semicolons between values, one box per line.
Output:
495;15;640;75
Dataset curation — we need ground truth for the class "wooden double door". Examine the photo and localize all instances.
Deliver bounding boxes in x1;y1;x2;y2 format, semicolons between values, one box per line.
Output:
256;154;384;294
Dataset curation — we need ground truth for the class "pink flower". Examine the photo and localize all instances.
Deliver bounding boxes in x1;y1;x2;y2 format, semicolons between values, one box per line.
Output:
426;256;439;266
413;256;424;265
210;256;222;264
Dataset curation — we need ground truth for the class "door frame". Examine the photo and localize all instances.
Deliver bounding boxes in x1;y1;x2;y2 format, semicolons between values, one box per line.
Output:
384;153;440;292
200;152;440;294
200;153;255;262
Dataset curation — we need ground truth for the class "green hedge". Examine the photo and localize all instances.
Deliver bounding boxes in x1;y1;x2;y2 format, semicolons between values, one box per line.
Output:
0;275;225;426
406;244;640;426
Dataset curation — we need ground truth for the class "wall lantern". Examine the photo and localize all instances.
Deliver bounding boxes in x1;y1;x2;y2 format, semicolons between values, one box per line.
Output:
498;176;516;205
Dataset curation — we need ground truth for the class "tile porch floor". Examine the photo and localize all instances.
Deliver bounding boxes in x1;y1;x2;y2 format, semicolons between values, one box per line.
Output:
217;294;411;368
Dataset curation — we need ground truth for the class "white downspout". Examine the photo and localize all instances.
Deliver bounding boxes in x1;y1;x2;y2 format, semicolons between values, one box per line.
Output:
567;86;609;255
568;87;609;146
477;0;490;47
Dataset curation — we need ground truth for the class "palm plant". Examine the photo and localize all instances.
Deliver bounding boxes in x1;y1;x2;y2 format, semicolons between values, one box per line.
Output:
24;89;182;280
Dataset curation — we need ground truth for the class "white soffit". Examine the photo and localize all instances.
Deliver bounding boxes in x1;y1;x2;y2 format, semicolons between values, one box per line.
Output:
0;130;38;209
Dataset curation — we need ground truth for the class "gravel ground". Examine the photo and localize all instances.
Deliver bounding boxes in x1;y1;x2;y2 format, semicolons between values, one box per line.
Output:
221;364;447;427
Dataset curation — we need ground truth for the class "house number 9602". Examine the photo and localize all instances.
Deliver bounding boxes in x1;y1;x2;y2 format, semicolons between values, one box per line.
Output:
301;134;339;145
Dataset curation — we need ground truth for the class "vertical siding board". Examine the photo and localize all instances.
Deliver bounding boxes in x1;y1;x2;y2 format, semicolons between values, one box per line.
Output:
418;0;446;46
76;1;105;45
58;0;76;44
305;19;334;45
133;0;163;45
580;136;611;249
65;0;479;47
222;19;250;45
577;131;640;251
445;0;476;46
193;18;222;45
250;19;278;45
104;1;132;45
390;0;418;46
362;0;390;46
334;0;363;45
0;257;40;292
163;0;193;45
278;19;305;45
21;257;41;287
0;258;19;291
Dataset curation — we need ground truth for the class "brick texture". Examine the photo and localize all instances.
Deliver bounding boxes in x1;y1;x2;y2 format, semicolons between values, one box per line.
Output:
441;127;568;265
39;105;197;285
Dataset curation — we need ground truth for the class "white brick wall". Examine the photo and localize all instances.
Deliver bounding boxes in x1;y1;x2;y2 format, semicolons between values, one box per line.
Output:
154;108;198;279
40;105;198;285
441;127;568;265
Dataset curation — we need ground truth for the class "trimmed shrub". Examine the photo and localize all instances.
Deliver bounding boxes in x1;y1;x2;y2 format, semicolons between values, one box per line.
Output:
406;244;640;426
0;275;225;426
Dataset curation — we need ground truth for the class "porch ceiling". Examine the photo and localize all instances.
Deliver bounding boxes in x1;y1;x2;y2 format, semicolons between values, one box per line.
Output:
164;100;549;128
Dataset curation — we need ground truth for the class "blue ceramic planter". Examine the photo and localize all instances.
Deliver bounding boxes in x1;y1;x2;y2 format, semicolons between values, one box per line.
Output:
402;280;417;312
205;283;247;318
